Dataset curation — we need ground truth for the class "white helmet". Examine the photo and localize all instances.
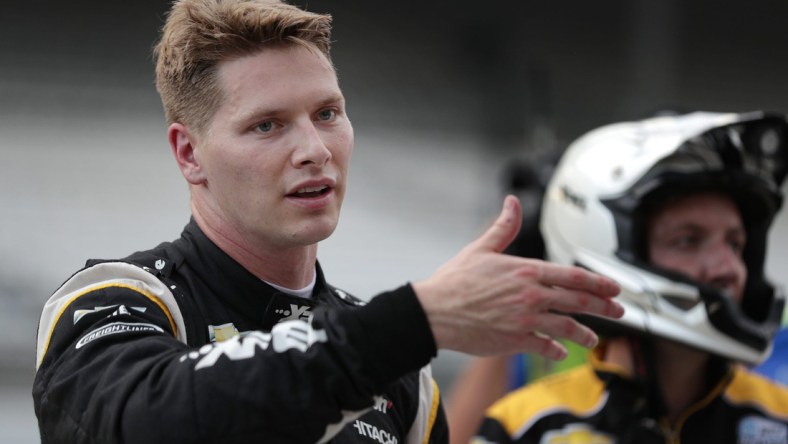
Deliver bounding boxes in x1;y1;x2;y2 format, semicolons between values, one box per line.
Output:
541;110;788;364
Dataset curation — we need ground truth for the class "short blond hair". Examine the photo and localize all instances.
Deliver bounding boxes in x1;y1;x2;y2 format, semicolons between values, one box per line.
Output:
154;0;333;133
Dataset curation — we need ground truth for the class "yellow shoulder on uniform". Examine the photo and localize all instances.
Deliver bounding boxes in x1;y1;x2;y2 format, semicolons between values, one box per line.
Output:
725;366;788;420
486;364;607;437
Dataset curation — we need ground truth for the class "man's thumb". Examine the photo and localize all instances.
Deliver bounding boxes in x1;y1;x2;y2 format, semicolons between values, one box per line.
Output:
475;195;522;253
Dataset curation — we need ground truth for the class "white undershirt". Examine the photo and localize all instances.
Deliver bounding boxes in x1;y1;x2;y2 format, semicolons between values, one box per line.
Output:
263;268;316;300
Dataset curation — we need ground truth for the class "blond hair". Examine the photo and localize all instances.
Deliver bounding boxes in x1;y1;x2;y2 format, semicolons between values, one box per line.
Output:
154;0;333;133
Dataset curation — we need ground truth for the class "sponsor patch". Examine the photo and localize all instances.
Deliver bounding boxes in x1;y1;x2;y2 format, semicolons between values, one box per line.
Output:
73;305;147;325
208;323;240;342
76;322;164;349
541;423;614;444
352;419;398;444
738;415;787;444
274;303;312;322
182;321;328;370
373;395;393;414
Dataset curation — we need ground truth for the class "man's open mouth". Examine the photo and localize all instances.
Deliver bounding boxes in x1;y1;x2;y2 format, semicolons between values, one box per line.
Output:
290;185;330;198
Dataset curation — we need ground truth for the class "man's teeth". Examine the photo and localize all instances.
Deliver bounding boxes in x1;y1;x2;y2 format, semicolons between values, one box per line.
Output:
294;186;328;197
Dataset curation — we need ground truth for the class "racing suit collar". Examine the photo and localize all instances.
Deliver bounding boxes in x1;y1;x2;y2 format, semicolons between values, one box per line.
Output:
175;217;333;330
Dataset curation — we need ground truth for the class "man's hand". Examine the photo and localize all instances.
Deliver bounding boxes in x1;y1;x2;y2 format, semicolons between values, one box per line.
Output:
412;195;623;361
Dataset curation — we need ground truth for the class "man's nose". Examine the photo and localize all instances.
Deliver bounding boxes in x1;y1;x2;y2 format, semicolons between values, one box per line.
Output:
701;242;745;299
291;120;331;167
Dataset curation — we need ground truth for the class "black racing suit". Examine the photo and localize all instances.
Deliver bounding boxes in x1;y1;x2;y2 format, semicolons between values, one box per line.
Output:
33;219;447;443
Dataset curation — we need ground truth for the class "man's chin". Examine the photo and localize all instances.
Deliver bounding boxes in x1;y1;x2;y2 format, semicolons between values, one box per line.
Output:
290;221;339;245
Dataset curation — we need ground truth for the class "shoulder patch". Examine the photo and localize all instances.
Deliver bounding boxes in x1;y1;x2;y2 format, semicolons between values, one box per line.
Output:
726;367;788;420
36;262;188;369
76;321;165;349
738;415;787;444
486;365;608;439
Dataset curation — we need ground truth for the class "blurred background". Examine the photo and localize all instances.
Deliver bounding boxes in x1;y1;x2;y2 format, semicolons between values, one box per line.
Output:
3;0;788;441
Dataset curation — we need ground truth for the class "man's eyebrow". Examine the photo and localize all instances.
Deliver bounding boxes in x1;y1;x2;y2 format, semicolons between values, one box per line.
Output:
665;222;747;235
316;92;345;107
241;93;345;120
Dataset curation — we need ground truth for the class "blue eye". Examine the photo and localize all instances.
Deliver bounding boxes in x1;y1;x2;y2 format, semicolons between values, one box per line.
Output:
256;121;274;133
317;109;336;121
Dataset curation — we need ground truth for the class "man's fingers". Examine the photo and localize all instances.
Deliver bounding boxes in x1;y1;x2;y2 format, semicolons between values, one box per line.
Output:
537;286;625;319
473;195;522;254
517;313;600;351
473;313;601;359
499;333;569;361
537;261;621;298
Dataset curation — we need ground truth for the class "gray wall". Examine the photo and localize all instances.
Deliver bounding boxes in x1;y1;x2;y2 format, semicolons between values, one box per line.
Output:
3;1;788;442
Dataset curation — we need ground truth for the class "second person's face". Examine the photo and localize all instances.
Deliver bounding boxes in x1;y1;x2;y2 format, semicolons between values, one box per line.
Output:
647;192;747;303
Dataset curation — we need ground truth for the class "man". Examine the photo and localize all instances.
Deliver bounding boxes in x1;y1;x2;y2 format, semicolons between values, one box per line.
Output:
474;111;788;443
32;1;623;443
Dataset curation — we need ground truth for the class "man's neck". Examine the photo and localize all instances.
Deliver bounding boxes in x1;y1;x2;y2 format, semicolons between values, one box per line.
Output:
192;207;317;289
652;340;709;423
605;338;709;423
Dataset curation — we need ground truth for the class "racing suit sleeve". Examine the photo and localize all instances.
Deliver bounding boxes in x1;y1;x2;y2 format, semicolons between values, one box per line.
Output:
33;262;438;443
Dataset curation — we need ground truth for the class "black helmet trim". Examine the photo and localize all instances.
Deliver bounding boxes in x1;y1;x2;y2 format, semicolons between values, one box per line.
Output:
701;283;784;351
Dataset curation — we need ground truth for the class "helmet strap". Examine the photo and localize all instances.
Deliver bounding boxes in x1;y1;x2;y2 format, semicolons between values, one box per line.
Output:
618;336;672;443
629;336;668;419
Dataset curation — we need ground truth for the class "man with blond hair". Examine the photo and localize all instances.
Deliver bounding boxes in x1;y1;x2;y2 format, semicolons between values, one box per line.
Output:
32;1;622;442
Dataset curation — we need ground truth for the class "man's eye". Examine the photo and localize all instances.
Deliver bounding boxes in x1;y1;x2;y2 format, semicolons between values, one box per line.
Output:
256;121;274;133
317;109;336;121
729;238;746;255
673;236;700;249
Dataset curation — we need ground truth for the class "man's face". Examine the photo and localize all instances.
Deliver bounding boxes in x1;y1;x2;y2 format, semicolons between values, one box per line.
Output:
192;44;353;249
647;192;747;303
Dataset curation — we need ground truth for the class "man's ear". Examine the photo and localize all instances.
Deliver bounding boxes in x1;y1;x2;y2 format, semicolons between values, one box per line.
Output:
169;123;206;185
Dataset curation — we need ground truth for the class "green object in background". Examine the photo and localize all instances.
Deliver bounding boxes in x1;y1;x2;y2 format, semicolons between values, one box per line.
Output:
507;340;589;389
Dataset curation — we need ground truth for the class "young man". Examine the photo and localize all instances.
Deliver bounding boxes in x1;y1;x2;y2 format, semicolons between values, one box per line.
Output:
32;1;624;443
474;111;788;443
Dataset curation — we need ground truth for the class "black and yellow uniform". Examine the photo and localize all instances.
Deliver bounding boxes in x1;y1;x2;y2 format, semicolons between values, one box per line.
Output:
475;346;788;444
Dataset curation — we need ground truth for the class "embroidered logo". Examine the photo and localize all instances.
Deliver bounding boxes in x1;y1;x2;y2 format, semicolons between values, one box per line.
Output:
76;322;164;349
208;323;240;342
73;305;147;324
352;419;398;444
274;303;312;322
738;415;787;444
373;395;393;414
181;320;328;370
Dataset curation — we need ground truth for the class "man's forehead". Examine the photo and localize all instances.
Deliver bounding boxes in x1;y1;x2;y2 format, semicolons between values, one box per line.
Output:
649;192;744;229
215;45;341;113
